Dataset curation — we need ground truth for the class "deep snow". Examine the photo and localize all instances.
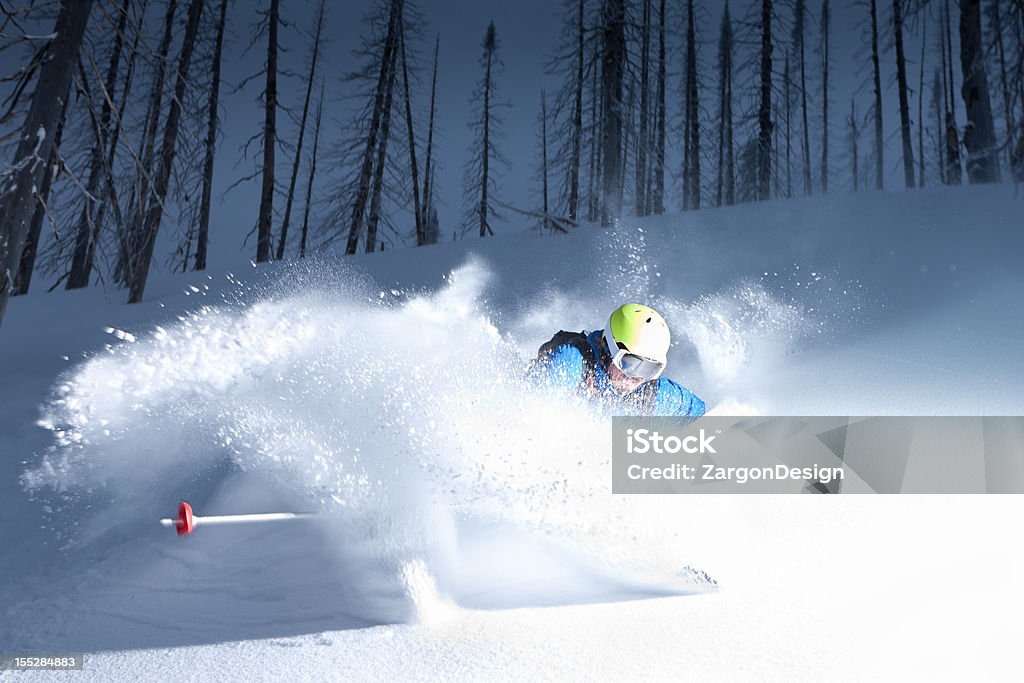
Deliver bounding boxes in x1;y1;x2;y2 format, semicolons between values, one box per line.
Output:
1;184;1023;681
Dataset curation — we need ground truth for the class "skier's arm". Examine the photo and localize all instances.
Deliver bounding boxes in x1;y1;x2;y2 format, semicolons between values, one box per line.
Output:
652;378;705;418
531;344;585;393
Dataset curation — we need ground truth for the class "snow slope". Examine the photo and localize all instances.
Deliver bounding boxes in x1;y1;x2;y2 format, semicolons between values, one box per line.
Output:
1;185;1023;681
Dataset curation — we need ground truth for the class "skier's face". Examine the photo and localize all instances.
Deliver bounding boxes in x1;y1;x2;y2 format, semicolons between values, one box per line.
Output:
606;360;646;394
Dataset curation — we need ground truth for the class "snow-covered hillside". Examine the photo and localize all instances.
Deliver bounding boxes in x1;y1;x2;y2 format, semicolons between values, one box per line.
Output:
1;185;1022;681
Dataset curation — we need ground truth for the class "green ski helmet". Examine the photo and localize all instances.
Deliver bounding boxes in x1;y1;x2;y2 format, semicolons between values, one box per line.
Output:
604;304;671;379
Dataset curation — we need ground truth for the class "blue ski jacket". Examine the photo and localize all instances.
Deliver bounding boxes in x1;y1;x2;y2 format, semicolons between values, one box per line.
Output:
532;330;705;419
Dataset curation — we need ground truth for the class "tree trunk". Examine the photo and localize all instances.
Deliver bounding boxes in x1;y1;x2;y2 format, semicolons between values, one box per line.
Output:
277;0;323;260
541;90;550;232
684;0;701;210
195;0;229;271
119;0;178;286
959;0;999;182
67;0;130;290
944;0;963;184
991;0;1016;172
366;29;398;251
0;0;94;328
636;0;650;216
399;16;424;247
820;0;830;194
796;0;812;195
757;0;774;201
568;0;584;222
127;0;205;304
918;9;926;188
300;84;324;259
600;0;625;225
893;0;916;188
421;35;439;242
256;0;280;263
653;0;666;214
15;96;70;296
869;0;884;189
346;0;401;254
478;23;495;238
783;53;792;198
850;99;860;190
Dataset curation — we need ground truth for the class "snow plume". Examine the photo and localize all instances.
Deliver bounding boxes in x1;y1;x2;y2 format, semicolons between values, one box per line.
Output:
23;258;722;627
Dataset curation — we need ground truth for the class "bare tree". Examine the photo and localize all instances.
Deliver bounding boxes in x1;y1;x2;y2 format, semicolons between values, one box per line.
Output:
463;21;503;237
757;0;774;201
869;0;885;189
988;0;1016;173
795;0;812;195
0;0;95;328
716;2;735;207
299;83;324;259
398;12;424;247
67;0;131;290
194;0;229;272
820;0;830;193
848;98;861;190
636;0;651;216
600;0;626;224
127;0;205;304
893;0;916;188
653;0;666;214
255;0;280;263
682;0;701;210
421;34;439;243
958;0;999;182
343;0;402;254
276;0;324;260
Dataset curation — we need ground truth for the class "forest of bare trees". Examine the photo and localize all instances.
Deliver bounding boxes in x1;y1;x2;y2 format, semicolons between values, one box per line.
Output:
1;0;1023;329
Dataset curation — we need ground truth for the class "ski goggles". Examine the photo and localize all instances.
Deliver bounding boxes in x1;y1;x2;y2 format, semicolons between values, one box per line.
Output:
603;328;665;381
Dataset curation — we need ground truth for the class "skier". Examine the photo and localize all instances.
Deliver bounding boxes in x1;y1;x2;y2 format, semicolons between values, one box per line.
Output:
531;303;705;418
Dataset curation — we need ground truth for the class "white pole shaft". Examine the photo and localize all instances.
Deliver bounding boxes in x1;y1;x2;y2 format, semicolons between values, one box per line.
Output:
159;512;317;528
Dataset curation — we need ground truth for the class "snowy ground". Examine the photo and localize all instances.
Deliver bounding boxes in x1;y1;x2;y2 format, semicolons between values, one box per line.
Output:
2;185;1023;681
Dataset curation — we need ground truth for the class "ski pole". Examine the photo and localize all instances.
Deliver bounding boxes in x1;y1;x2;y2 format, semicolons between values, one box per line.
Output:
160;501;318;537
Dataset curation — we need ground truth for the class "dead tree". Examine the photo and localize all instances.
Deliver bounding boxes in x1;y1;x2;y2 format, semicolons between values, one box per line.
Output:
795;0;812;195
848;98;861;190
757;0;774;201
0;0;95;328
299;83;324;259
636;0;651;216
194;0;229;272
893;0;916;188
820;0;830;193
421;35;439;243
276;0;324;260
463;21;502;237
67;0;131;290
398;13;424;247
682;0;701;210
653;0;666;214
255;0;280;263
344;0;402;254
119;0;178;287
943;0;962;184
600;0;626;224
716;3;735;207
866;0;884;189
958;0;999;182
127;0;205;303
